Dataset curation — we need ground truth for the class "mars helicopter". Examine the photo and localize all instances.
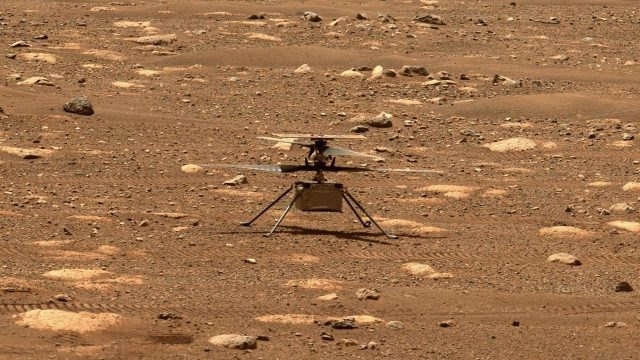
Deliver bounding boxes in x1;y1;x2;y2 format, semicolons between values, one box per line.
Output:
199;134;444;239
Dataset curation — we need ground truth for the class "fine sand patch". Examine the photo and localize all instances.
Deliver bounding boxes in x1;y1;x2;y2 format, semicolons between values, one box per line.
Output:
43;269;110;281
17;53;57;64
32;240;75;247
13;310;120;333
0;210;23;217
255;314;316;325
483;137;537;152
483;189;508;197
402;262;453;279
83;49;125;61
587;181;612;187
622;182;640;191
374;218;447;235
608;221;640;233
246;33;282;42
112;81;145;89
212;188;265;198
114;21;151;28
388;99;422;105
67;215;112;222
284;278;343;291
417;184;477;199
285;254;321;264
135;69;162;76
0;146;54;159
539;226;592;238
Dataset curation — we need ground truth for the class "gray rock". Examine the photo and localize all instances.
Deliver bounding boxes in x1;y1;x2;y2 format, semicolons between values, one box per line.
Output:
386;320;404;329
356;288;380;300
5;53;16;59
223;174;247;185
622;133;634;141
350;125;369;133
329;318;357;329
33;34;48;40
304;11;322;22
367;112;393;128
383;69;397;77
63;96;94;116
414;14;445;25
9;40;30;48
208;334;257;349
399;65;428;76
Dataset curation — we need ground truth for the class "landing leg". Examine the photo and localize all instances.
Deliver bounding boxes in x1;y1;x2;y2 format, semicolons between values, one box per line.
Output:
342;192;371;228
344;190;398;240
240;186;293;227
264;192;300;237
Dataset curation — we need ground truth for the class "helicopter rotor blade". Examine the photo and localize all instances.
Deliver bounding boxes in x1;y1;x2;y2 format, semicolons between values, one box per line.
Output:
257;136;314;147
325;166;445;174
197;164;310;173
323;146;384;160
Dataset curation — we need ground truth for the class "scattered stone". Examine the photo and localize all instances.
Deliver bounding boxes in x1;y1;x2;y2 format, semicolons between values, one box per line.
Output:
614;281;633;292
438;320;454;327
493;74;521;87
329;318;357;329
383;69;397;77
317;293;338;301
622;133;635;140
294;64;312;74
0;106;7;119
139;219;150;227
329;17;348;26
63;96;94;116
33;34;48;40
386;320;404;329
340;69;364;78
157;312;182;320
244;258;257;264
368;65;384;80
321;332;334;341
604;321;627;328
16;53;56;64
350;125;369;133
356;288;380;300
303;11;322;22
17;77;55;86
355;112;393;128
511;320;520;326
208;334;257;350
9;40;30;48
5;53;16;59
547;253;581;266
356;13;368;20
550;54;569;61
399;65;428;76
247;14;265;20
339;338;359;346
378;13;395;23
53;294;71;302
181;164;204;174
609;203;634;214
414;14;445;25
223;174;248;185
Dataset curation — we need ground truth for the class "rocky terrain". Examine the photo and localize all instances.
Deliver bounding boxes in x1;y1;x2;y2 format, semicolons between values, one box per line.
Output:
1;0;639;358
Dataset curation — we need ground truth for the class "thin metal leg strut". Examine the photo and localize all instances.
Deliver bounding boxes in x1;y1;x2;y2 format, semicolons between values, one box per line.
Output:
344;190;398;239
240;186;293;227
342;192;371;228
265;192;300;237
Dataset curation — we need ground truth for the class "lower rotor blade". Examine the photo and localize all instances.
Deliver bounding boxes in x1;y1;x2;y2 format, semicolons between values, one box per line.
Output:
257;136;314;147
323;146;384;159
197;164;309;173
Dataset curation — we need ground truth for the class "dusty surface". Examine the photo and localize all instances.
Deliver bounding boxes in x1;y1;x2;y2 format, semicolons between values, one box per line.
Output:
1;0;640;358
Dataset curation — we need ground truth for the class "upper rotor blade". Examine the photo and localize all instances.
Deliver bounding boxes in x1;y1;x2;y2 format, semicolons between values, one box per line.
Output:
197;164;309;173
323;146;383;159
257;136;313;147
325;166;445;174
271;134;366;140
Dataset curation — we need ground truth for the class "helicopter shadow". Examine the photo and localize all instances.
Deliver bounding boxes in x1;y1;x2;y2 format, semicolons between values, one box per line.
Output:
215;224;440;245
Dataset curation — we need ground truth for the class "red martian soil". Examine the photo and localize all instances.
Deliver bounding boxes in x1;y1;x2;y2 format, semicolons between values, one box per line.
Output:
1;0;640;359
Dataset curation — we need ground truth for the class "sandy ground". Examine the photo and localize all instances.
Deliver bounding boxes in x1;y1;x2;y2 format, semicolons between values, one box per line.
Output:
1;0;640;358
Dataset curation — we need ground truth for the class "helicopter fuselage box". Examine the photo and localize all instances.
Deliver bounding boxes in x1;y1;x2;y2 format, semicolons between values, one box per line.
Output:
294;181;343;212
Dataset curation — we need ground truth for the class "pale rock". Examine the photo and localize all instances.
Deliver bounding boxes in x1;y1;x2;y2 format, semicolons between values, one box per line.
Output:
208;334;257;350
223;174;247;185
294;64;312;74
340;69;364;78
181;164;204;174
547;253;581;266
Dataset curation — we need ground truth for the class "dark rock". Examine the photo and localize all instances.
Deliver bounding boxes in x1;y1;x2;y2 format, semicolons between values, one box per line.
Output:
157;312;182;320
399;65;428;76
614;281;633;292
356;13;368;20
383;69;397;77
328;318;357;329
350;125;369;133
414;14;445;25
247;14;265;20
33;34;48;40
439;320;454;327
63;96;94;116
320;332;334;341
